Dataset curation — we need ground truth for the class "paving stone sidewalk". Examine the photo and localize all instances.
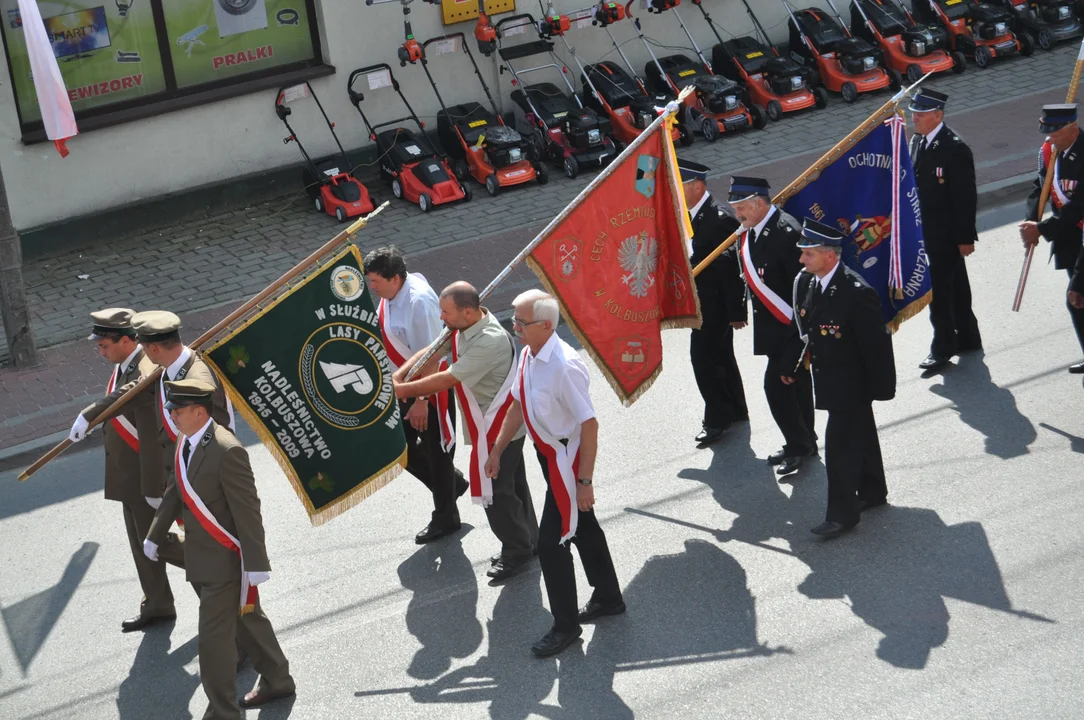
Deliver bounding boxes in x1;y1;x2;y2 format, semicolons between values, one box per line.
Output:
0;42;1076;455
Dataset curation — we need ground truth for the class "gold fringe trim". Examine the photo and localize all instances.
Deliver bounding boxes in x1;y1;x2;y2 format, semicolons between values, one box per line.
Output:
887;289;932;333
239;603;256;617
307;449;407;527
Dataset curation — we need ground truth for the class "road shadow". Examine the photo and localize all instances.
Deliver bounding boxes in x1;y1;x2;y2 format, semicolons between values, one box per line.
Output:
795;505;1053;670
927;352;1037;459
0;444;103;521
1;541;98;675
116;631;200;720
1038;422;1084;454
396;529;484;681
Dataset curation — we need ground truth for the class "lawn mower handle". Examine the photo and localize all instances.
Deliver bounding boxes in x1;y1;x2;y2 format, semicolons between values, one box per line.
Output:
422;31;466;50
496;13;538;33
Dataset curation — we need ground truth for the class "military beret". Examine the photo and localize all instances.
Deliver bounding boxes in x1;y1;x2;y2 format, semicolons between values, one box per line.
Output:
88;307;136;340
131;310;182;343
797;217;845;248
1040;103;1077;133
676;157;709;182
163;378;215;411
908;88;947;113
728;176;771;203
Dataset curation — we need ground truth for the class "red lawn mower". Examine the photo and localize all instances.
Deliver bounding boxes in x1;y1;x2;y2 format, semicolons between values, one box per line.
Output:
912;0;1033;67
348;64;470;213
274;82;374;223
783;0;899;103
849;0;964;81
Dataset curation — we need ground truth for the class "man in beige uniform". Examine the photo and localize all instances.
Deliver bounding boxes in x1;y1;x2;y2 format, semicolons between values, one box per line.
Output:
66;308;183;631
394;282;538;581
147;379;294;719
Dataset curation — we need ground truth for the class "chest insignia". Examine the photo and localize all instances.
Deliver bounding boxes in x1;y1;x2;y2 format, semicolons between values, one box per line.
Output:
800;308;807;317
201;432;213;447
819;323;841;338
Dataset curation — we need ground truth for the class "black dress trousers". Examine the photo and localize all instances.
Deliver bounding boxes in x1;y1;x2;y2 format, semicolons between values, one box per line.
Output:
824;402;887;528
690;323;748;429
401;396;459;529
927;250;981;358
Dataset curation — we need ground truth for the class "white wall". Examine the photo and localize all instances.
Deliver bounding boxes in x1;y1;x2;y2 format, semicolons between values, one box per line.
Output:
0;0;811;231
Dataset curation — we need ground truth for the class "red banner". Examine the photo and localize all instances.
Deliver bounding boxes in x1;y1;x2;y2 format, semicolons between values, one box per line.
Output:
526;120;700;405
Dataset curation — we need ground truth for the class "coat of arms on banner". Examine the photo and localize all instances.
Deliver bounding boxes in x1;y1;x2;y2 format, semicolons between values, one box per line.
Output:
555;237;581;280
636;155;660;198
618;231;658;298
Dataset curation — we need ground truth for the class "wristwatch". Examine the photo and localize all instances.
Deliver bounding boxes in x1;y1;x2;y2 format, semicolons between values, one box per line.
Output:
577;478;592;487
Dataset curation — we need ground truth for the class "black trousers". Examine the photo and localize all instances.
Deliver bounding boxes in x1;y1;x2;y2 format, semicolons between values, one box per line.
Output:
824;402;887;528
764;353;815;456
1066;269;1084;355
486;437;538;562
928;250;981;358
536;448;622;633
690;324;748;429
402;397;459;529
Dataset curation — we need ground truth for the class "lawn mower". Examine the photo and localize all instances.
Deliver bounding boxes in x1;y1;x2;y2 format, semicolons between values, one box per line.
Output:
274;82;375;223
782;0;899;103
412;32;545;196
911;0;1033;67
699;0;826;120
987;0;1081;50
634;0;763;141
848;0;963;81
495;13;617;179
347;63;470;213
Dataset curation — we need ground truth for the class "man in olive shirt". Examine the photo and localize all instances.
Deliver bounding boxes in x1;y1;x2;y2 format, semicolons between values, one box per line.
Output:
394;282;538;581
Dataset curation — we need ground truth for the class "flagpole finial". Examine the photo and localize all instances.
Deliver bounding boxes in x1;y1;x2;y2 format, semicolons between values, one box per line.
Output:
891;70;935;105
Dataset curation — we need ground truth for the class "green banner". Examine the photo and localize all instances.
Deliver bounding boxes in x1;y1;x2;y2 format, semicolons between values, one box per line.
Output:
204;245;407;525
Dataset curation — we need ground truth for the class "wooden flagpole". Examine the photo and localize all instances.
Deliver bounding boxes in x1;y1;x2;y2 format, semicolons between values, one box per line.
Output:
1012;37;1084;312
18;202;390;482
691;73;931;278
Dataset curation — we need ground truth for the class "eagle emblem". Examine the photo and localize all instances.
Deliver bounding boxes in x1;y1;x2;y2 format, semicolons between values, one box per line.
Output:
618;231;658;298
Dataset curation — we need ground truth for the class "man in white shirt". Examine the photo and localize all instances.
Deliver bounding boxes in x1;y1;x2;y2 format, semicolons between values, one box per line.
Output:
485;290;624;658
365;246;467;544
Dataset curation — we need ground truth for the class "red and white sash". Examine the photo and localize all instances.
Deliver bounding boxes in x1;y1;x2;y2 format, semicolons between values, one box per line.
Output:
106;366;139;452
378;297;455;453
1042;141;1072;210
517;347;581;544
174;438;258;615
740;229;793;325
158;357;236;443
451;329;516;506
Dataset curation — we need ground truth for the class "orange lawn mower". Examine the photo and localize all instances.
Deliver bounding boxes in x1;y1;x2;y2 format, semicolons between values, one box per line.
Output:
782;0;899;103
848;0;965;81
633;0;764;142
911;0;1033;68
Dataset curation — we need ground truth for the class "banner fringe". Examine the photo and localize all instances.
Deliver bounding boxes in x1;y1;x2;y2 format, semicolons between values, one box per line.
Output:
307;450;408;527
888;289;932;333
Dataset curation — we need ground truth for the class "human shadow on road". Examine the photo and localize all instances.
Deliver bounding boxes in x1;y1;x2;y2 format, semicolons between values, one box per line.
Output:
0;449;102;521
1;541;98;675
116;630;200;720
396;530;484;681
928;352;1037;460
795;505;1053;670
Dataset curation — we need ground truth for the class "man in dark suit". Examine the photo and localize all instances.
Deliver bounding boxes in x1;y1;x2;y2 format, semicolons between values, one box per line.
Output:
678;158;748;447
726;176;816;475
1021;103;1084;374
786;219;896;538
908;88;982;371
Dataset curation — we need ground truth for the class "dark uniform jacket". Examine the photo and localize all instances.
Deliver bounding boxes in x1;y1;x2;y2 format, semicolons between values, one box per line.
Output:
80;348;165;503
727;206;806;357
153;422;271;584
790;264;896;411
910;125;978;254
690;196;746;328
1026;132;1084;270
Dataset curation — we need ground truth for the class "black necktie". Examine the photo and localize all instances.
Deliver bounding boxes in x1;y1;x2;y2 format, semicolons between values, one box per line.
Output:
914;136;927;163
748;228;756;245
812;281;823;306
182;439;192;467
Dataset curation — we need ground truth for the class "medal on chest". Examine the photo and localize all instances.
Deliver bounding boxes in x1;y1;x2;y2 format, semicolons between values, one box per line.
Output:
936;167;943;184
819;323;841;339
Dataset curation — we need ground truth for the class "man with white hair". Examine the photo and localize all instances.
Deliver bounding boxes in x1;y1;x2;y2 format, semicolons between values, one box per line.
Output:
485;289;624;658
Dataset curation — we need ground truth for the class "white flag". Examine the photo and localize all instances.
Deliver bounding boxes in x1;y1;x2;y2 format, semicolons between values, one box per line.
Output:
17;0;78;156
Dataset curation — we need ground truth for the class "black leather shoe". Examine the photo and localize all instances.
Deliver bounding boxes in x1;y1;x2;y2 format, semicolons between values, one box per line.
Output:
919;354;949;370
860;498;888;512
121;612;176;633
487;557;531;582
455;470;469;498
414;523;461;545
578;599;626;623
767;449;787;465
531;627;582;657
490;552;502;565
1069;361;1084;374
695;426;726;446
810;521;856;538
776;456;803;476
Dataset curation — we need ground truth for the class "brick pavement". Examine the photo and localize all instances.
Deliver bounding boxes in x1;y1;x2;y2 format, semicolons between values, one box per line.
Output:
0;42;1077;454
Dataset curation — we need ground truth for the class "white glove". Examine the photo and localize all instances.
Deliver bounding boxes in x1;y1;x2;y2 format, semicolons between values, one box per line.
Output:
246;571;271;586
143;540;159;562
145;496;162;510
68;415;89;443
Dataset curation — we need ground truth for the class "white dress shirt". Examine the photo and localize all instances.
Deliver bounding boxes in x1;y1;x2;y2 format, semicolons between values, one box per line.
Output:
687;192;711;257
818;260;840;291
512;333;596;440
387;273;442;355
748;205;777;242
120;345;142;375
180;416;214;472
165;346;194;381
922;122;944;145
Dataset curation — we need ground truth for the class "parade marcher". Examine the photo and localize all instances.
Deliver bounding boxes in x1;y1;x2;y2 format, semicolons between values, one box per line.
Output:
726;175;817;475
146;379;295;719
1021;103;1084;374
393;281;539;581
678;158;749;447
485;290;624;658
365;246;467;544
66;308;183;632
908;88;982;371
788;220;896;538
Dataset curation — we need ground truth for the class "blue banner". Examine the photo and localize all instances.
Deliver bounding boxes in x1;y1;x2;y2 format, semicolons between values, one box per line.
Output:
783;116;931;329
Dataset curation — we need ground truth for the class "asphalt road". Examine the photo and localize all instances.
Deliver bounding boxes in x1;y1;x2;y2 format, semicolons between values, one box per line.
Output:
1;202;1082;720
